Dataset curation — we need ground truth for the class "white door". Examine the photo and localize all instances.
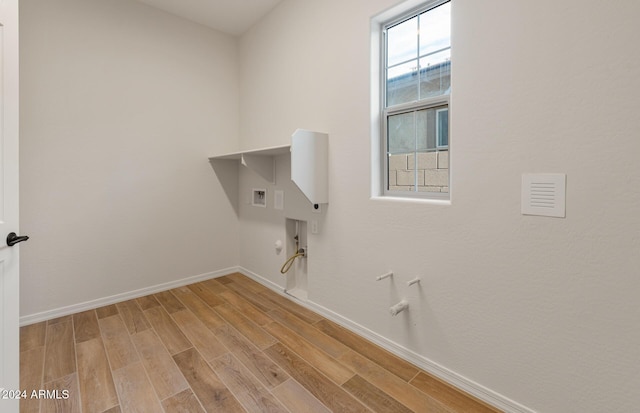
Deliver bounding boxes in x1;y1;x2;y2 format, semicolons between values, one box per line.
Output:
0;0;21;412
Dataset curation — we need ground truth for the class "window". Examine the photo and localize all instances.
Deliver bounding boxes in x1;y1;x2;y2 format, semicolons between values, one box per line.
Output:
436;107;448;149
382;1;451;197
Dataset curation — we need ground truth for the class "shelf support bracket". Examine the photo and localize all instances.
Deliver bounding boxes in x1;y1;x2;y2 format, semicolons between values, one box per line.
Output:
241;154;276;184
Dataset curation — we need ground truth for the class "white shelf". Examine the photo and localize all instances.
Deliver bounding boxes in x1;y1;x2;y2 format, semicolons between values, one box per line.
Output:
209;144;290;160
208;130;328;207
209;144;290;184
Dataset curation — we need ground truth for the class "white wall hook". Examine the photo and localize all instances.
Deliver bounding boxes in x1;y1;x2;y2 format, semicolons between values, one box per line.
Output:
407;277;421;287
376;271;393;281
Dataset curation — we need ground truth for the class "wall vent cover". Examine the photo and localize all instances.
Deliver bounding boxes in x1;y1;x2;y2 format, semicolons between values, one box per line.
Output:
521;173;566;218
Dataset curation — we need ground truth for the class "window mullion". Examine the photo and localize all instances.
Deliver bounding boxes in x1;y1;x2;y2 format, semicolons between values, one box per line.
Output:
418;46;451;61
415;11;420;193
416;10;421;102
386;95;449;116
414;110;419;192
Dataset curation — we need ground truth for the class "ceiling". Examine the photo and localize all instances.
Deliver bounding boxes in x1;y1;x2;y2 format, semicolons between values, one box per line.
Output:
134;0;283;36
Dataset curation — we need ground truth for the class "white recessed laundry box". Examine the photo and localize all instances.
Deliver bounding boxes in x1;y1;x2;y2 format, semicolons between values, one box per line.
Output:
291;129;328;207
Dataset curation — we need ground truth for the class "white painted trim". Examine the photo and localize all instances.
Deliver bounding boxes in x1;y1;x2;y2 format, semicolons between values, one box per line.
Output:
19;267;239;326
237;266;285;293
237;266;535;413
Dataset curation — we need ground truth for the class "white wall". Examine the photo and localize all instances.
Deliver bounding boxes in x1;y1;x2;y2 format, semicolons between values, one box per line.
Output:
238;1;640;412
19;0;240;317
18;0;640;410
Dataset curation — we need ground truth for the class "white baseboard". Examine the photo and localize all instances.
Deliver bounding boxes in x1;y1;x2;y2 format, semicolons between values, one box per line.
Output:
19;267;239;326
237;266;535;413
237;266;285;292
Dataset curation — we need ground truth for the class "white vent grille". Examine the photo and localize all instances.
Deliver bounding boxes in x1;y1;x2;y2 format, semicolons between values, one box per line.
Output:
521;174;566;218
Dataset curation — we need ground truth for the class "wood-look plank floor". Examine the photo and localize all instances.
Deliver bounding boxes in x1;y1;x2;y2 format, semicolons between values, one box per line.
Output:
19;273;501;413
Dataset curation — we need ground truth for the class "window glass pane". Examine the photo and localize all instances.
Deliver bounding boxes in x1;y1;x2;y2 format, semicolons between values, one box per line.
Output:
416;108;435;151
437;109;449;147
416;106;447;151
421;154;449;192
420;48;451;70
387;16;417;67
419;2;451;56
419;51;451;98
387;60;419;106
387;112;415;154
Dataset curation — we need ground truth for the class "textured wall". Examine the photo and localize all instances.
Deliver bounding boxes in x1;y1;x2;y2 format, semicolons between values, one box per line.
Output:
237;0;640;412
19;0;240;316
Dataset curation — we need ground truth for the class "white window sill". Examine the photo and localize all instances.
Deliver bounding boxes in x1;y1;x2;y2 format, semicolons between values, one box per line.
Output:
370;195;451;206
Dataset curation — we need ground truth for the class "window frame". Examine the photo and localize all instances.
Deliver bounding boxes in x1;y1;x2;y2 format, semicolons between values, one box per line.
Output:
436;107;449;149
380;0;451;200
